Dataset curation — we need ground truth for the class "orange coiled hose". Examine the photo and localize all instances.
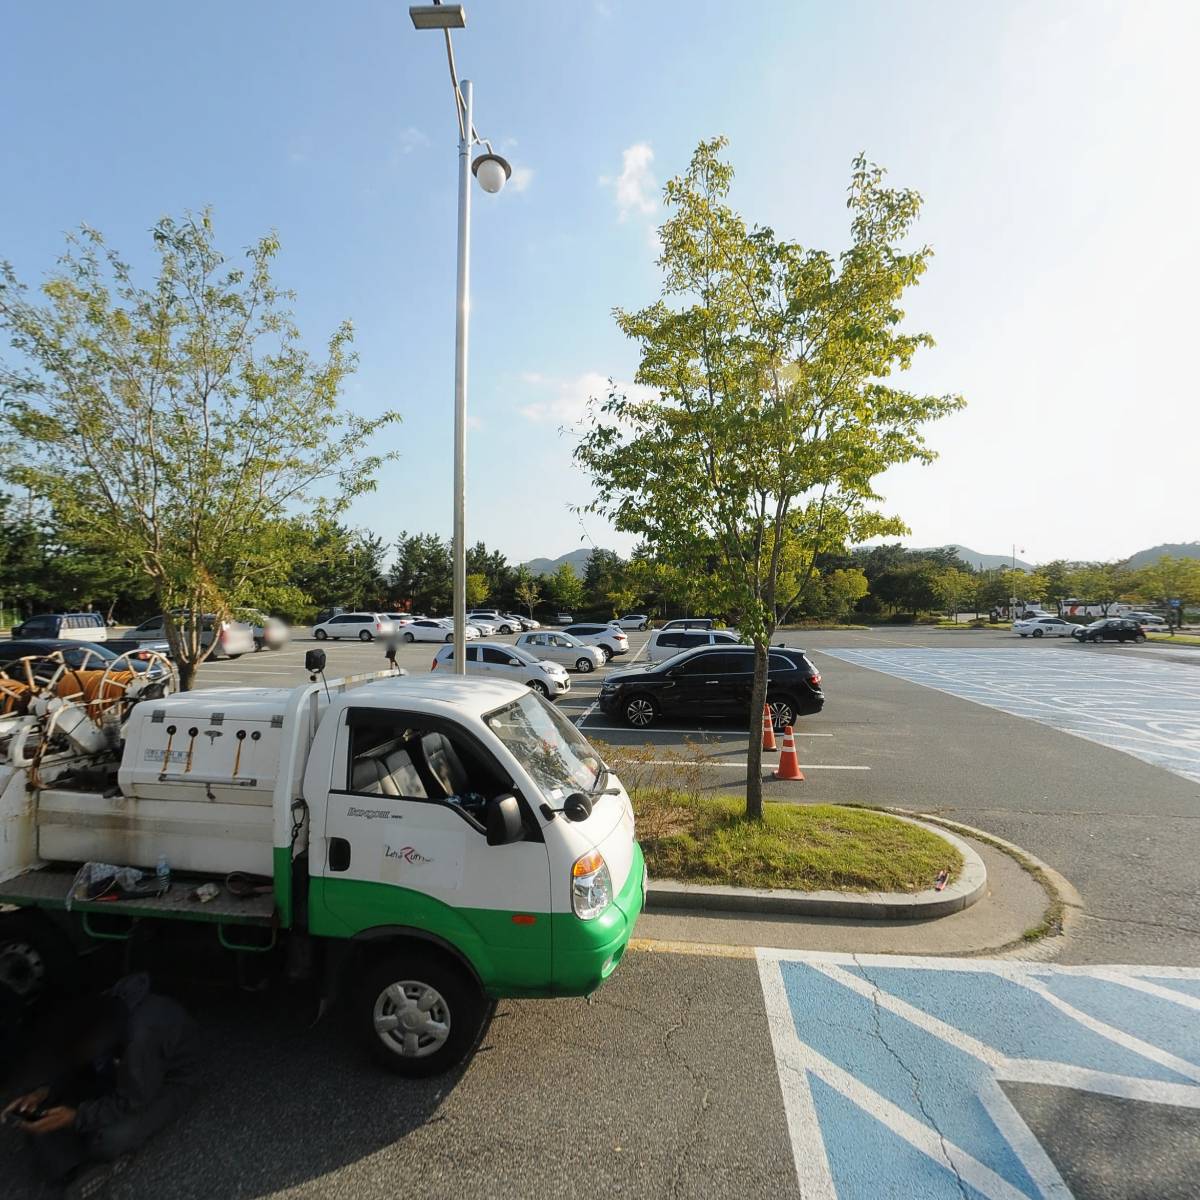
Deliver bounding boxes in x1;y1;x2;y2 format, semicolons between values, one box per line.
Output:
0;677;31;716
55;669;139;722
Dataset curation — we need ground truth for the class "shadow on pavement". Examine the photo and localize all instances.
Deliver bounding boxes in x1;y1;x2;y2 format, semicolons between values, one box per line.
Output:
1;972;460;1200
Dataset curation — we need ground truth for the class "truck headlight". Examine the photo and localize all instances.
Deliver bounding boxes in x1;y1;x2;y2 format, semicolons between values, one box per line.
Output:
571;850;612;920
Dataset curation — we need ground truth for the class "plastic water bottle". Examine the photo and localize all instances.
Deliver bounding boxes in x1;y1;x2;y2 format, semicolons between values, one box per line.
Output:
156;854;171;896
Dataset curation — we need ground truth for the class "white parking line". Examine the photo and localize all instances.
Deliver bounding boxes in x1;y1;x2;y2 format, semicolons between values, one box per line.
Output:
612;759;868;771
582;725;832;737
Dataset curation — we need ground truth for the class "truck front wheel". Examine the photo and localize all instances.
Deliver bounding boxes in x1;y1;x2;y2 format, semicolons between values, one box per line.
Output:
357;952;488;1077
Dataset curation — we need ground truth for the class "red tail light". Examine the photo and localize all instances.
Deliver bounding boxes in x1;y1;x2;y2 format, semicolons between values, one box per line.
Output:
809;672;821;686
376;622;382;630
431;658;438;671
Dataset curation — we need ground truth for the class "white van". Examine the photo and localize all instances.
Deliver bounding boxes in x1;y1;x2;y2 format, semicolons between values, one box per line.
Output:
646;627;742;663
0;667;644;1077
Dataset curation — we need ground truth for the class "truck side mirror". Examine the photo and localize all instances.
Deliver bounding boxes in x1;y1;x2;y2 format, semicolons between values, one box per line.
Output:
486;793;524;846
305;648;327;674
563;792;593;822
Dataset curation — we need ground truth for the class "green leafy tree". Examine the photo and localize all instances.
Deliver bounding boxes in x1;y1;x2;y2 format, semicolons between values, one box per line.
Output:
824;567;869;619
548;562;584;612
1132;556;1200;625
575;140;962;817
930;566;973;623
1065;563;1128;615
513;568;542;619
0;214;397;687
466;542;513;605
465;572;490;608
874;563;939;619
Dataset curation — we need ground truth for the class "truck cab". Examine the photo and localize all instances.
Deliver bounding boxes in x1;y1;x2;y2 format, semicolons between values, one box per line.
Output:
0;667;643;1075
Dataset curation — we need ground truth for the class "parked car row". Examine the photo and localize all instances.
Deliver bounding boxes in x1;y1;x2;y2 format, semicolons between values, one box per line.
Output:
1013;614;1160;642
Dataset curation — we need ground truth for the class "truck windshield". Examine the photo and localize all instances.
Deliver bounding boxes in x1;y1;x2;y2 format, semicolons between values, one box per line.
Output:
484;692;603;804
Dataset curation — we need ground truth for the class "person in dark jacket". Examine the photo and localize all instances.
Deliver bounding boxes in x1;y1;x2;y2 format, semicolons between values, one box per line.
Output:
3;973;200;1194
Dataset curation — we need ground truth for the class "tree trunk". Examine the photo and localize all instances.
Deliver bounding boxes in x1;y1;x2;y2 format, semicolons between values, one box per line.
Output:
745;640;769;821
177;656;196;691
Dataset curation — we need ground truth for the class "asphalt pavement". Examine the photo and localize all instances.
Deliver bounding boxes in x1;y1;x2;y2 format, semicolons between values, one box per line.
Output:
4;622;1197;1198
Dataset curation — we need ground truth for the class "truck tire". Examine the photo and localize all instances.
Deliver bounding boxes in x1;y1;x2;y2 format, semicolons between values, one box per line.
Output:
356;952;488;1077
314;629;328;641
0;911;78;1014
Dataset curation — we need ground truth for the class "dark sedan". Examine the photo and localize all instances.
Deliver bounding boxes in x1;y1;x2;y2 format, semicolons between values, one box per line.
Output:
599;644;824;729
1072;619;1147;644
0;639;165;677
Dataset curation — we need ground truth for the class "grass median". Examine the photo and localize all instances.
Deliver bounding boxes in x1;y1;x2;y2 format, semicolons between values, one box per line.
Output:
598;740;963;893
633;791;960;893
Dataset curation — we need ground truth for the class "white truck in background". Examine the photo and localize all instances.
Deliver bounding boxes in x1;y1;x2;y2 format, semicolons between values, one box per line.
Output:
0;647;644;1076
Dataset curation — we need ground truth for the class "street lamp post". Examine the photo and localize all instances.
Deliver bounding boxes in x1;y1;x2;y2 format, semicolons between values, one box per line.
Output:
411;3;511;675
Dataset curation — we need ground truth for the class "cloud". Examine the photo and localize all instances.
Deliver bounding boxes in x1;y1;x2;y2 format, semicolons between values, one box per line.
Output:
602;142;658;221
518;371;657;425
509;165;534;193
398;126;429;154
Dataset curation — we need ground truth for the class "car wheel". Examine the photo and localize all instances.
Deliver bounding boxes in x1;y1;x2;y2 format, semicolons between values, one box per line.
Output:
623;694;659;728
445;633;454;643
768;697;797;730
528;679;550;698
359;630;373;642
254;638;264;652
0;911;79;1015
640;622;648;631
500;624;512;634
1135;633;1147;643
601;646;613;663
575;657;595;673
356;952;489;1078
314;629;328;641
403;632;415;643
1032;629;1044;638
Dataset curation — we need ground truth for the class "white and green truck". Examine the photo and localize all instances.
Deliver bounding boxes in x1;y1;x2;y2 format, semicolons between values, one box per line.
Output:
0;654;645;1075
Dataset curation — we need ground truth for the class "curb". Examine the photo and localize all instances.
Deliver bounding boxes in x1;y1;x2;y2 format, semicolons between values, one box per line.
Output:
889;810;1084;958
646;816;986;921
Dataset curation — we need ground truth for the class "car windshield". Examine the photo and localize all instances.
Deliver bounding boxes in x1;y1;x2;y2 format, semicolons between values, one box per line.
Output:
484;691;604;801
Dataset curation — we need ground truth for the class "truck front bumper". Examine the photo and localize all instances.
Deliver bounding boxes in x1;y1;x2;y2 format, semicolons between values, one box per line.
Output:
550;842;646;997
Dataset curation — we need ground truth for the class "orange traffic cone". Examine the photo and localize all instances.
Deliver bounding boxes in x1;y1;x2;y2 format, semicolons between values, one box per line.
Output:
761;704;777;752
773;725;805;781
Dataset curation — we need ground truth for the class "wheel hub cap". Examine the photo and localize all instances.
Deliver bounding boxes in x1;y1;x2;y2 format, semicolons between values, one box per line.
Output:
373;981;451;1058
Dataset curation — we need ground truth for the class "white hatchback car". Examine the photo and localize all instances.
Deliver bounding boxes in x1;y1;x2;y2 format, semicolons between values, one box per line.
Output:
515;631;605;673
611;614;650;631
400;619;478;644
467;611;522;635
561;623;629;662
1012;616;1076;639
312;613;396;642
646;627;743;662
432;641;571;699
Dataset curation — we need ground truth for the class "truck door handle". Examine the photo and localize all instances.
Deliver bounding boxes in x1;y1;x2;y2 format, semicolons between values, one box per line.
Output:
328;837;352;872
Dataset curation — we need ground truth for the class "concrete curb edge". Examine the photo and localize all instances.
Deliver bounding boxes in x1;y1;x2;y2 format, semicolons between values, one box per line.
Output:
645;815;986;921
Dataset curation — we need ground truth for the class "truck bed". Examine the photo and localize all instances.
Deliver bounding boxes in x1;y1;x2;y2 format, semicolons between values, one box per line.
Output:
0;866;275;927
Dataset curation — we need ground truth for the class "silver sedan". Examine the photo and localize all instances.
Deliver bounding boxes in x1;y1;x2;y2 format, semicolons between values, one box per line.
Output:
515;631;605;673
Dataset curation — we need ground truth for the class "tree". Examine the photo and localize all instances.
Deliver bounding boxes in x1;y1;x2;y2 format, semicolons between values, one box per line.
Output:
465;572;490;608
0;214;397;687
575;140;962;817
548;562;584;612
513;568;542;618
824;567;869;619
390;532;453;614
1065;563;1128;615
874;563;939;620
1132;556;1200;625
930;566;972;623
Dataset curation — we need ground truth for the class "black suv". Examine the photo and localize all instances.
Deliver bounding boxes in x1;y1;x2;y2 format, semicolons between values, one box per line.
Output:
599;644;824;729
1072;618;1146;644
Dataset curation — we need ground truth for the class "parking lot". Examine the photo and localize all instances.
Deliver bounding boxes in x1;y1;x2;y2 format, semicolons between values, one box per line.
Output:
196;623;1200;969
7;623;1200;1198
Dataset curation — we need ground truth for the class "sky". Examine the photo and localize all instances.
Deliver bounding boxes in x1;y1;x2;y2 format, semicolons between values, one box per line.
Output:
2;1;1196;569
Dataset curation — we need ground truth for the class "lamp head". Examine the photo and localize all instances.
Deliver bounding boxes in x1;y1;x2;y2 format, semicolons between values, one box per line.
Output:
472;152;512;194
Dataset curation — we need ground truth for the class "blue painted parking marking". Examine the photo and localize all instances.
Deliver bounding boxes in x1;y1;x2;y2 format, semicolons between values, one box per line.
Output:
817;647;1200;785
757;952;1200;1199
